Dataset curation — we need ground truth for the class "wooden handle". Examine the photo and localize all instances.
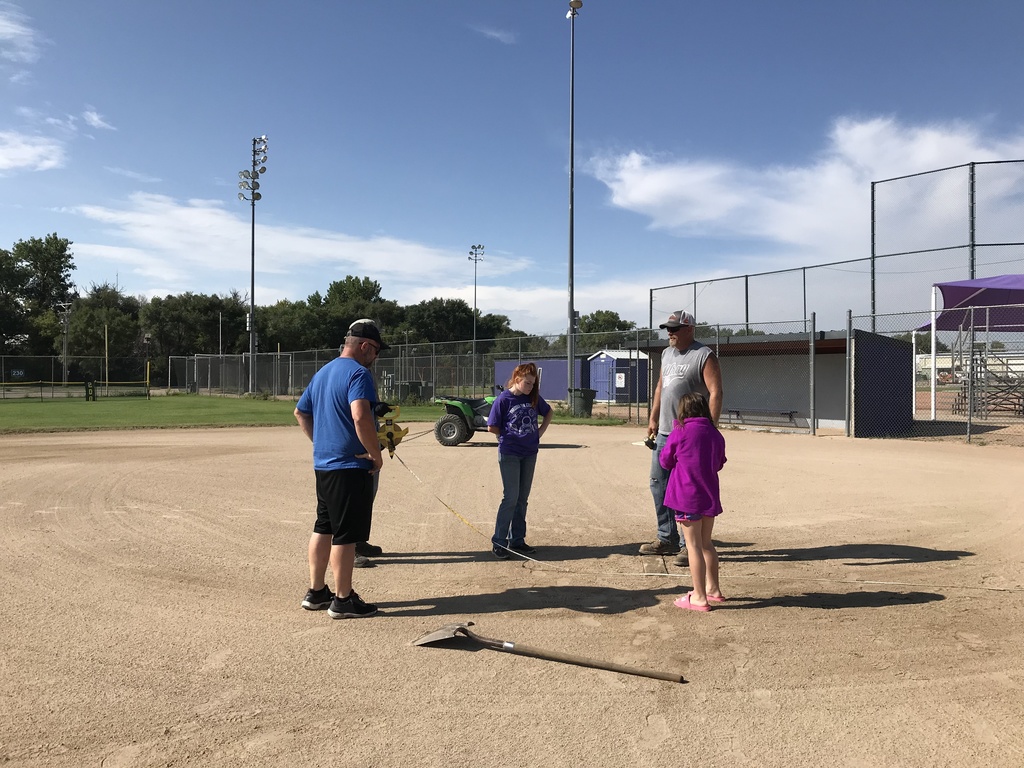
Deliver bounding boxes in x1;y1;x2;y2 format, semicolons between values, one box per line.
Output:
502;642;685;684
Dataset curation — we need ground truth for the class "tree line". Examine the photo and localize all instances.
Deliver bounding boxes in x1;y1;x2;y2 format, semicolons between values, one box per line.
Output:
2;234;641;385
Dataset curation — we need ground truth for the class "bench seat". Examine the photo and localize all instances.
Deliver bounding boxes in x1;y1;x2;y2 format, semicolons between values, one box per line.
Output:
724;408;799;426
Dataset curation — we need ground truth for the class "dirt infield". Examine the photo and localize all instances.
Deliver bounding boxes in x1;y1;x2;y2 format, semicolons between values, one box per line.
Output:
2;424;1022;767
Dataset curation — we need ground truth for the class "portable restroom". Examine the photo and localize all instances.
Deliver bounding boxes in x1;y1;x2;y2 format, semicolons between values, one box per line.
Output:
586;350;649;403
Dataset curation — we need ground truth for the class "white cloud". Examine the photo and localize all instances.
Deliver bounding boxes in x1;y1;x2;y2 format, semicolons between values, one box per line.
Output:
69;192;546;319
0;2;41;65
44;114;77;132
82;108;115;130
0;130;64;171
57;117;1024;336
104;166;161;183
587;117;1024;328
471;25;516;45
591;117;1024;256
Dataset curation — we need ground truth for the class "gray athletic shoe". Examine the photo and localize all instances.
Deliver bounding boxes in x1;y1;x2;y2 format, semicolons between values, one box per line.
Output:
353;554;375;568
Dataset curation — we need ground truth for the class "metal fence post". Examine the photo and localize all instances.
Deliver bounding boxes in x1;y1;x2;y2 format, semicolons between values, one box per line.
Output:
966;306;974;443
809;312;816;436
845;310;852;437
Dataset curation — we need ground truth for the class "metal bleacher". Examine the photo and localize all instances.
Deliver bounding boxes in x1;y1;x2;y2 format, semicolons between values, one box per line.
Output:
951;348;1024;418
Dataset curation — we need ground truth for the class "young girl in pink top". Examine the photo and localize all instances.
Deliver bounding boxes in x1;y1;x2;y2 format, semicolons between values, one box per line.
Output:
659;392;727;611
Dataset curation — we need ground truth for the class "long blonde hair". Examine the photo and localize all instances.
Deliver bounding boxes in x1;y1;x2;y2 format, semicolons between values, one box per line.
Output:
507;362;540;409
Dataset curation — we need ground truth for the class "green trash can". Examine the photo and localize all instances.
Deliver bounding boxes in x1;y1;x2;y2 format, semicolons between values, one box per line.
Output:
567;388;596;417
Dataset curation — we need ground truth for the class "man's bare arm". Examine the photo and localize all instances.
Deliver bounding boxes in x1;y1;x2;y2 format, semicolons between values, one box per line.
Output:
294;408;314;442
648;375;663;435
351;399;383;472
703;355;724;425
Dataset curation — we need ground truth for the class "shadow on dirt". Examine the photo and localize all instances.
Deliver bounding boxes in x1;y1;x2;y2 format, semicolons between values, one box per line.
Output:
378;543;649;565
434;442;588;449
382;585;945;617
721;590;945;610
377;540;776;566
718;543;973;565
904;420;1004;438
380;584;681;617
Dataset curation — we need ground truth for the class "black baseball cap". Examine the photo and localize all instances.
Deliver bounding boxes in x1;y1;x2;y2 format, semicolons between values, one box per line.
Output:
346;321;391;351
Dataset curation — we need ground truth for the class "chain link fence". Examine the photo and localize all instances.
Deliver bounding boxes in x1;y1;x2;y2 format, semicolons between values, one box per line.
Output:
167;331;661;423
651;160;1024;333
689;318;830;434
10;308;1024;446
855;306;1024;445
1;355;149;399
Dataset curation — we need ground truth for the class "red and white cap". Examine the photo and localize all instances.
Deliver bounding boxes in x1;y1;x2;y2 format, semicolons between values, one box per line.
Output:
659;310;695;330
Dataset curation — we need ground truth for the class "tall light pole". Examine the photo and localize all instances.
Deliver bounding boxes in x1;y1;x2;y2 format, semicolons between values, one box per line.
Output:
56;301;71;387
238;135;268;394
566;0;582;397
469;243;485;394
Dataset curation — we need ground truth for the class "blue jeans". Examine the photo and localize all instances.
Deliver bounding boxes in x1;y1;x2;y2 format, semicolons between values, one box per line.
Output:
492;452;538;547
649;433;680;548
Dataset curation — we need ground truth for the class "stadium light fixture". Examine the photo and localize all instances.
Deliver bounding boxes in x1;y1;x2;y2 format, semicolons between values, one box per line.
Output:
237;135;269;394
468;244;485;393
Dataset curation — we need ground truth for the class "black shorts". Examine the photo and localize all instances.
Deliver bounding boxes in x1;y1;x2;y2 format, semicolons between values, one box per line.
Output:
312;468;374;545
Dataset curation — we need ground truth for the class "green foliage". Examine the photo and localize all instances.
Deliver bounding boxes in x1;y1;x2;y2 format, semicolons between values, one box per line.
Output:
579;309;635;333
260;299;323;351
489;332;553;357
0;247;30;353
323;276;382;305
1;234;656;380
892;331;950;353
575;310;639;352
405;297;474;342
312;277;404;347
16;234;77;313
65;283;144;381
141;291;247;355
2;234;77;354
691;323;766;338
475;312;514;341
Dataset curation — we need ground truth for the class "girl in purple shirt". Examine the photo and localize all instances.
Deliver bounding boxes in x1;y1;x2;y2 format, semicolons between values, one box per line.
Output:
659;392;727;611
487;362;552;559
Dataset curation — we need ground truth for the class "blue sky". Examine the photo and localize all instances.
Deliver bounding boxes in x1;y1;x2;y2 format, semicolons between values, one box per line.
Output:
3;0;1024;336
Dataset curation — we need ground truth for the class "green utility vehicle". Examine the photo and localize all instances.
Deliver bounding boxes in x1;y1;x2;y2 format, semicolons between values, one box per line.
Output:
433;395;497;446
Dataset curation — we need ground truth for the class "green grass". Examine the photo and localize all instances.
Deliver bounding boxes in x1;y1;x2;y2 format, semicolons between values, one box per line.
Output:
0;395;626;433
0;395;294;432
0;395;440;433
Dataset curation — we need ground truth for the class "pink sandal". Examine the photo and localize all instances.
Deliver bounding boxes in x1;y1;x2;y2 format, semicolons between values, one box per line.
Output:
697;592;726;603
674;594;711;612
